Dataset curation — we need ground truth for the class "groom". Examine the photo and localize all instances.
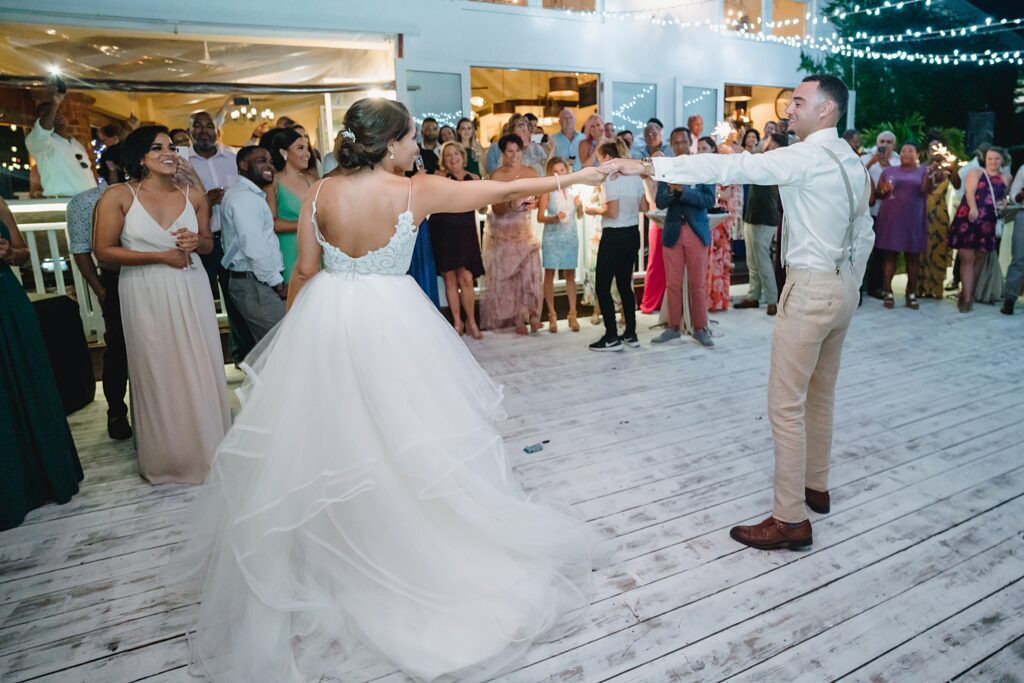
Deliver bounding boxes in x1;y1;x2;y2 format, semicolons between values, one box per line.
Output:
604;75;874;550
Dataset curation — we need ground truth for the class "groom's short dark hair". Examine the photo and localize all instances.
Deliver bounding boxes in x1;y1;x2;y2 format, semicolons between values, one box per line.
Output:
801;74;849;118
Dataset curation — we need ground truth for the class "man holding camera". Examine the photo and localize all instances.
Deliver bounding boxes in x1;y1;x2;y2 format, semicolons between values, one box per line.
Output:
25;89;97;197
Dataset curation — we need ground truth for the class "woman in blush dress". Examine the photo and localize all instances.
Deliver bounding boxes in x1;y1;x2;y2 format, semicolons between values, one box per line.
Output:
94;126;229;484
537;156;582;332
173;97;606;683
430;141;485;339
481;133;543;334
874;142;932;309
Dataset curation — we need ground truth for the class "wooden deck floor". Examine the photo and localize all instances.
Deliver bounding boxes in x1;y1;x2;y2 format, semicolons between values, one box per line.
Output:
3;289;1024;682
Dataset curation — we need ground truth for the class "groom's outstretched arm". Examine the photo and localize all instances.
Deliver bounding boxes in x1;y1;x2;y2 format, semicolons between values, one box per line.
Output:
609;147;811;188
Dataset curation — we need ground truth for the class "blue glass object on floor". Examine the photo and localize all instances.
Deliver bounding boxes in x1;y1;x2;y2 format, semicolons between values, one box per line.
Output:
407;219;439;307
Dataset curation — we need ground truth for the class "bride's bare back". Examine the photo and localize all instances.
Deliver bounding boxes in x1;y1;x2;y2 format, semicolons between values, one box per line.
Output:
309;172;414;259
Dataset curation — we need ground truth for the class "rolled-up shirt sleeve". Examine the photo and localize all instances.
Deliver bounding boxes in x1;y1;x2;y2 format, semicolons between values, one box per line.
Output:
227;193;284;288
651;147;811;187
25;119;53;158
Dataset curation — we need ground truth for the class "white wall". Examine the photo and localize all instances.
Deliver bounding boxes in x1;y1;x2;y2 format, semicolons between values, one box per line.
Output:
2;0;806;128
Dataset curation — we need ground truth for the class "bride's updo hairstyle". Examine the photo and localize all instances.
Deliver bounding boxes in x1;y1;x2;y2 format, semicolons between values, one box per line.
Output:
336;98;412;171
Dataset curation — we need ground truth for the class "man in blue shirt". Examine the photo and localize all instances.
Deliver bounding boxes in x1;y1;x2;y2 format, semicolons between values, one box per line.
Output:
550;108;583;171
221;146;286;345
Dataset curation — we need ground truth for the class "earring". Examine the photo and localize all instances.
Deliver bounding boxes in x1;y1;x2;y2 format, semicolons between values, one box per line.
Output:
282;153;288;162
389;148;395;160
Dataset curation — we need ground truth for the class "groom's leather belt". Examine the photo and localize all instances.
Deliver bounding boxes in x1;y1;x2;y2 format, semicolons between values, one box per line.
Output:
228;270;253;279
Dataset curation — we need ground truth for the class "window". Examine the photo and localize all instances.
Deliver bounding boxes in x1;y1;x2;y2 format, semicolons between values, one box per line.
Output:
542;0;595;8
681;86;717;137
723;0;761;32
469;0;596;8
770;0;806;37
406;71;464;128
610;82;656;134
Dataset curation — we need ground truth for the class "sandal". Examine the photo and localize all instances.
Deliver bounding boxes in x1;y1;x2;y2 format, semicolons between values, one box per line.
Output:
905;293;919;310
883;292;895;309
568;313;580;332
548;312;558;333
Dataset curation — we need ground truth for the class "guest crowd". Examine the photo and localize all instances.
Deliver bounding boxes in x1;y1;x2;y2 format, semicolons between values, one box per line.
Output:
3;87;1022;530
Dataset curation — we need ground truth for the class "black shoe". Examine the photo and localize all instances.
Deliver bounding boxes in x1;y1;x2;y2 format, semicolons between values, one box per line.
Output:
619;333;640;348
107;416;133;440
1001;299;1015;315
589;336;623;352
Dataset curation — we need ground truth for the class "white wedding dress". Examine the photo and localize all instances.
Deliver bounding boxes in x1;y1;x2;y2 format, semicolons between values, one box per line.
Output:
180;180;599;682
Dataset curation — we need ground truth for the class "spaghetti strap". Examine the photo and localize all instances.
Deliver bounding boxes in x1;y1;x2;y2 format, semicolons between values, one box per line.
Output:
126;183;139;198
406;178;413;214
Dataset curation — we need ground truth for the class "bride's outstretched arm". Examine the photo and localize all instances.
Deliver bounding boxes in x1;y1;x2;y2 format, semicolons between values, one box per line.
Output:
414;166;605;217
286;183;324;310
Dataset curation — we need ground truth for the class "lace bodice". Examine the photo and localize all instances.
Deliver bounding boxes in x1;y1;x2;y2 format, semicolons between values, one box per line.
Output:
312;179;418;276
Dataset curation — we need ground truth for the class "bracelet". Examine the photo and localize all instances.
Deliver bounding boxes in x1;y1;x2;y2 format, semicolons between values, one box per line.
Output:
554;173;561;192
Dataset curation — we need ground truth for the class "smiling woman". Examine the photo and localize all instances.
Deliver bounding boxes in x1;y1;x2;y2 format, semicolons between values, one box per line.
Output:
92;125;230;485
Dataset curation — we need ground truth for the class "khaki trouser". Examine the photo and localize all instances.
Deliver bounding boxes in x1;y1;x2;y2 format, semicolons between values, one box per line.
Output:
769;263;859;522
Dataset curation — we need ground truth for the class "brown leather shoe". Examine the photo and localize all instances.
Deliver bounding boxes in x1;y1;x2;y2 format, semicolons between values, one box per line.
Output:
766;304;778;316
730;516;812;550
805;487;830;514
734;298;760;309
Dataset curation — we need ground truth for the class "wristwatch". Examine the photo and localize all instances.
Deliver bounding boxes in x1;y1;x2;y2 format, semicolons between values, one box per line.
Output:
641;156;655;177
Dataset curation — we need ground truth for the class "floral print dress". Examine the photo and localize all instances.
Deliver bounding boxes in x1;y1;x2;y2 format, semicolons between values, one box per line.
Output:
708;183;742;312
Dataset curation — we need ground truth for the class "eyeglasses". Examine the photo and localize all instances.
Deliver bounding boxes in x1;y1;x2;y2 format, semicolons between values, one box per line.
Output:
75;153;88;169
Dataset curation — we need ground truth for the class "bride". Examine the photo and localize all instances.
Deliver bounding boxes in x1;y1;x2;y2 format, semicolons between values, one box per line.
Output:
179;98;607;682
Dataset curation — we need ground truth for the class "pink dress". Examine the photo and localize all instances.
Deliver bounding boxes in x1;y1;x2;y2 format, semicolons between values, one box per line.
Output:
708;184;741;312
481;207;542;329
118;184;230;484
640;221;666;314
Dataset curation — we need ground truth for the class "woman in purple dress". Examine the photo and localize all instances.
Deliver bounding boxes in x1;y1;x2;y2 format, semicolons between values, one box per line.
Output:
874;142;932;309
948;147;1011;312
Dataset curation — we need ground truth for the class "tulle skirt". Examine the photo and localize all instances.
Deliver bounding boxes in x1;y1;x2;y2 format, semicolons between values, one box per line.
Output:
174;269;599;682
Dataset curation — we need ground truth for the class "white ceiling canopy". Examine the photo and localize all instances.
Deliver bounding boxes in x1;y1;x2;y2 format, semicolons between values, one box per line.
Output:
0;23;395;90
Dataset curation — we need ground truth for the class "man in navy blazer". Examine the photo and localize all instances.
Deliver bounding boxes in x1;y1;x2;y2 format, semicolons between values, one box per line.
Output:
652;127;717;347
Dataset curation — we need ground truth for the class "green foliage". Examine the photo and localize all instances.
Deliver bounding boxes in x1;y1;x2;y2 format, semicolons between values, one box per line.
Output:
799;0;1020;152
859;113;967;160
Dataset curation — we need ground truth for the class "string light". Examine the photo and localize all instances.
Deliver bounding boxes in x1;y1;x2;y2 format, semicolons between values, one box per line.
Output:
456;1;1011;66
415;111;463;127
610;85;655;130
683;89;714;109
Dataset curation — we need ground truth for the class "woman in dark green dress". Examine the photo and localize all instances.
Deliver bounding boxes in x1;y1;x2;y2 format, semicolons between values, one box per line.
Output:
0;197;82;530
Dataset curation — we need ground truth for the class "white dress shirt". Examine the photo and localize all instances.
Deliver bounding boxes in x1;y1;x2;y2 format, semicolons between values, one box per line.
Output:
1009;165;1024;234
190;144;238;233
651;128;874;278
220;177;284;287
25;119;97;197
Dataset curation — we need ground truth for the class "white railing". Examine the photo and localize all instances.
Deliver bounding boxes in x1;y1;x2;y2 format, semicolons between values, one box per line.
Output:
15;218;229;344
16;221;106;343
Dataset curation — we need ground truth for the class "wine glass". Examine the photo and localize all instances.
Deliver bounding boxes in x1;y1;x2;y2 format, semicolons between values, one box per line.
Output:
172;227;196;270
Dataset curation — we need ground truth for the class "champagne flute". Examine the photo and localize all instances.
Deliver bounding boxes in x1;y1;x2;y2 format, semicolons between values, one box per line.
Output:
173;226;196;270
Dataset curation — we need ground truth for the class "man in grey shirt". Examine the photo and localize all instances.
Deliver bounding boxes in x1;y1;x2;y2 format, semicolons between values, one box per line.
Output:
220;146;286;346
66;143;131;440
